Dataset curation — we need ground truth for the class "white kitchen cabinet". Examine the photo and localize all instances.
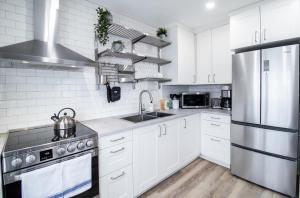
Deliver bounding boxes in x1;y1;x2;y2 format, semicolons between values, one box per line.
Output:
230;0;300;49
212;25;232;84
162;24;196;84
196;25;231;84
230;6;261;49
200;113;230;168
133;124;160;196
158;119;180;179
100;165;133;198
196;31;212;84
260;0;300;44
179;114;199;166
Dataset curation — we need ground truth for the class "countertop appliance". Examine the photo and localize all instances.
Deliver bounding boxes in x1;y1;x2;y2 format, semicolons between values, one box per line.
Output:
220;86;231;110
211;98;221;109
1;122;99;198
180;92;210;109
231;44;299;197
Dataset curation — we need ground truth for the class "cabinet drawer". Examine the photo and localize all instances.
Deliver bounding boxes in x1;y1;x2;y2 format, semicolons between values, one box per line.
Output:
100;165;133;198
201;134;230;165
202;120;230;140
201;113;230;123
100;142;132;177
100;130;132;149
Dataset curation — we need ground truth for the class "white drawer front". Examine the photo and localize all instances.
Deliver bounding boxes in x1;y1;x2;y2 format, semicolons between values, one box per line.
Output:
202;120;230;140
201;134;230;165
100;142;132;177
100;130;132;149
201;113;230;124
100;165;133;198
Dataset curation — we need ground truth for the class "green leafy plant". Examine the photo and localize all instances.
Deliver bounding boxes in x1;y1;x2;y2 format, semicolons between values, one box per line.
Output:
156;27;168;39
95;7;112;46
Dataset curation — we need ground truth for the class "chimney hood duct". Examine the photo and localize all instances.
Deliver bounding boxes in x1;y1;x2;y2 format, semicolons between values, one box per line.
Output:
0;0;97;68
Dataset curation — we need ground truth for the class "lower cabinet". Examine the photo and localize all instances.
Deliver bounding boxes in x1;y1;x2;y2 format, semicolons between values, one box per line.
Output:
179;114;200;166
100;165;133;198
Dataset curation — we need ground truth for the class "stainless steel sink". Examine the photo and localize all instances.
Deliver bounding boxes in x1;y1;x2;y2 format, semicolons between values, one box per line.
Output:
121;112;174;123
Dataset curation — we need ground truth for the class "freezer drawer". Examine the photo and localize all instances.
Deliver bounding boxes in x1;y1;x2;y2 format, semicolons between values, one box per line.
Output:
232;50;261;124
231;146;297;197
231;124;298;158
261;44;299;130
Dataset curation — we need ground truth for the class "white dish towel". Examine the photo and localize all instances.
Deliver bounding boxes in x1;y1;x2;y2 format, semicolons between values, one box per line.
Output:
21;163;63;198
61;153;92;198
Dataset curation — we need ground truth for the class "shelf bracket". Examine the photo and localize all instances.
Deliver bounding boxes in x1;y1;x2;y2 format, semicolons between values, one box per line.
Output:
132;35;146;44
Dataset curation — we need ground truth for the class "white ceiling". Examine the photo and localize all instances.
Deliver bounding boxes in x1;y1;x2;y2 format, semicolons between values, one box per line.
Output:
97;0;260;31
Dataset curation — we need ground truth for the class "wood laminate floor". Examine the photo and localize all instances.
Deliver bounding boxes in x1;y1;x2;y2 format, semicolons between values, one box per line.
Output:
140;158;287;198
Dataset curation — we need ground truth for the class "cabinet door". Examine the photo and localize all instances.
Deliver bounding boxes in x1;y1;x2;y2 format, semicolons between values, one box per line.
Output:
133;125;160;196
261;0;300;43
179;115;199;166
100;165;133;198
212;25;232;84
158;120;180;178
177;27;196;84
196;31;212;84
230;6;261;49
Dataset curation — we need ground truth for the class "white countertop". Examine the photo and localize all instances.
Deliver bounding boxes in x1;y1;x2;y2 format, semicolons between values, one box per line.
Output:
82;108;231;137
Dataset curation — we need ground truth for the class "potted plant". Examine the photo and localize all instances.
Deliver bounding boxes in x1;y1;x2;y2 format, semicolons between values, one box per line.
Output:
95;7;112;46
156;27;168;39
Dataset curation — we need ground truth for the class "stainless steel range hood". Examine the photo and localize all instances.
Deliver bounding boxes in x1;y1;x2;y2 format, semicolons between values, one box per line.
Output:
0;0;97;68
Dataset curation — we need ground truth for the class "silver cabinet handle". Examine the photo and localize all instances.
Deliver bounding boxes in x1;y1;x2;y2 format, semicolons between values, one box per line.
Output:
210;116;220;120
158;125;162;137
263;29;267;41
254;30;258;43
110;171;125;180
213;74;215;83
110;137;125;142
210;138;221;142
110;147;125;153
163;124;167;135
208;74;210;83
210;123;220;127
184;119;187;129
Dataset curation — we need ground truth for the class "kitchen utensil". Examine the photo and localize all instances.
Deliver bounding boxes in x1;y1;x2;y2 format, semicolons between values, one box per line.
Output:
111;40;125;52
51;107;76;138
110;86;121;102
211;98;221;109
105;82;112;103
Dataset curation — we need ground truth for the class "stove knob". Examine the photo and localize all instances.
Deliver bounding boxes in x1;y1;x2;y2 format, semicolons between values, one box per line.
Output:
77;142;85;150
25;154;36;164
67;144;76;152
57;147;66;155
11;158;22;168
86;140;94;147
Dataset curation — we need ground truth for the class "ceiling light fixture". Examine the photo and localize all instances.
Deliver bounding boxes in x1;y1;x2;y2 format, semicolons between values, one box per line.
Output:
206;1;215;10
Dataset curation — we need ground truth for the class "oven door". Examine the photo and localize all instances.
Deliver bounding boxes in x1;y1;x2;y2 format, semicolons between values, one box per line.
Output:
181;93;209;108
2;149;99;198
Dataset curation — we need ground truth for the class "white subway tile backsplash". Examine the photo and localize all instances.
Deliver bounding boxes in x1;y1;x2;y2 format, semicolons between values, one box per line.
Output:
6;107;26;116
26;76;45;84
6;76;26;84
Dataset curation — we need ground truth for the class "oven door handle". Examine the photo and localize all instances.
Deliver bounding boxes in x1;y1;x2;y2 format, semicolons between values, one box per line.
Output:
3;149;97;185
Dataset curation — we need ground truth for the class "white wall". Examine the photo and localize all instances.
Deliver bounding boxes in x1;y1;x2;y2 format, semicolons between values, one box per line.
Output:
0;0;161;132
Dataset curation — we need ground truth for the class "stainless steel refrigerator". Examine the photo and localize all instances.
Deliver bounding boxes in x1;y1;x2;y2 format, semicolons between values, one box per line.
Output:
231;44;299;197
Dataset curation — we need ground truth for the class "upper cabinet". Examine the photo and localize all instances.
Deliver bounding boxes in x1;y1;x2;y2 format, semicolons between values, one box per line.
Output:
196;25;232;84
162;24;196;84
230;0;300;50
230;6;261;49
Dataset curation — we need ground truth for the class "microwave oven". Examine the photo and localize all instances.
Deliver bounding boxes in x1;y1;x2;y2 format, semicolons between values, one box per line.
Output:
180;92;210;109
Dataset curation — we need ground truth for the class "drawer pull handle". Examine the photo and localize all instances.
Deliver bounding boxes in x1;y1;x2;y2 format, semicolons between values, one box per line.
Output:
110;171;125;180
210;123;220;127
110;137;125;142
210;117;220;120
110;147;125;153
163;124;167;135
210;138;221;142
184;119;187;128
158;125;162;137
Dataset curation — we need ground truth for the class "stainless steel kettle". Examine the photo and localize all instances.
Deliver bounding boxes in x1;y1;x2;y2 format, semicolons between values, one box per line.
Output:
51;108;76;139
